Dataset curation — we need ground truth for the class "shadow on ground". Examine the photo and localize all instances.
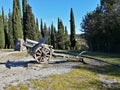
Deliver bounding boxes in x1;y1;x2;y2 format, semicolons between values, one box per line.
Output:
0;60;38;68
0;58;87;69
72;59;120;77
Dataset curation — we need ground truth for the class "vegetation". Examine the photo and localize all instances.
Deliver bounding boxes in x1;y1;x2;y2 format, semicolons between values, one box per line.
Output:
81;0;120;53
57;18;65;49
70;8;76;50
0;15;5;48
12;0;23;41
0;0;79;50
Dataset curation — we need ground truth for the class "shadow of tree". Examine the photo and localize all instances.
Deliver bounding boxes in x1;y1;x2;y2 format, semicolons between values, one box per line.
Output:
72;62;120;77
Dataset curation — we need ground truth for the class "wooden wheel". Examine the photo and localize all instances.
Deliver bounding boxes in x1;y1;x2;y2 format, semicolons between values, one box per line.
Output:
33;46;51;63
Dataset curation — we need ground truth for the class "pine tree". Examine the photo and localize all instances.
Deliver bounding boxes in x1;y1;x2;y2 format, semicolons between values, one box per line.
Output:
12;0;23;42
0;15;5;48
70;8;76;50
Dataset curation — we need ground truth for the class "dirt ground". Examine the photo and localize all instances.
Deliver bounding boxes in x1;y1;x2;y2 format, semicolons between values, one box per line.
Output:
0;51;81;89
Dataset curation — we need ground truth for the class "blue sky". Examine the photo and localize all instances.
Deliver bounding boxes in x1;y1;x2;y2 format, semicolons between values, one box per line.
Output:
0;0;100;34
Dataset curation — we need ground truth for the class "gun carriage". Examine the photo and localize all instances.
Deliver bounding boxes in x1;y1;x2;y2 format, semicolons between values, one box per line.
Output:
24;37;86;64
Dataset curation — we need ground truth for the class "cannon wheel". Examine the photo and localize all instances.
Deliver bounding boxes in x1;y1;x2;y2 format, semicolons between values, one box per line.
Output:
33;46;51;63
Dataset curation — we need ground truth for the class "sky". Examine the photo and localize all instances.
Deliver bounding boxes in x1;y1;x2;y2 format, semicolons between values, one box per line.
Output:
0;0;100;34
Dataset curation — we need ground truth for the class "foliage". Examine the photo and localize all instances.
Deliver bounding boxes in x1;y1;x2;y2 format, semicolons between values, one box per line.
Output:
51;22;57;48
22;0;27;40
24;4;37;40
81;0;120;53
70;8;76;50
64;26;70;49
8;10;14;48
0;15;5;48
12;0;23;41
40;19;44;37
35;18;41;40
0;1;80;50
57;18;65;49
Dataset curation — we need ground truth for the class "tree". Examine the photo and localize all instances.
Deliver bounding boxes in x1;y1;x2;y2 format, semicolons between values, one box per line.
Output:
43;22;50;43
40;19;44;37
81;0;120;53
22;0;28;40
64;26;70;49
8;9;14;48
35;18;41;40
2;7;9;49
57;18;65;49
70;8;76;50
12;0;23;42
4;16;9;48
25;4;37;40
51;22;57;48
0;15;5;48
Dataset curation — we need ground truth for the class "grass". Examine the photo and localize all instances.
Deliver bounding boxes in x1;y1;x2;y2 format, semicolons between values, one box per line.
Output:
5;51;120;90
31;69;101;90
5;84;28;90
0;49;13;52
83;51;120;65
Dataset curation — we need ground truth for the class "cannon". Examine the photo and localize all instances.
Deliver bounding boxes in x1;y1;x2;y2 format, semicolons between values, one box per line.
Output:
24;37;54;63
24;37;87;64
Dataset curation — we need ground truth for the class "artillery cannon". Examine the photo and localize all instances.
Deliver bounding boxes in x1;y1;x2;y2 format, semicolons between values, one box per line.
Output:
24;37;87;64
24;37;54;63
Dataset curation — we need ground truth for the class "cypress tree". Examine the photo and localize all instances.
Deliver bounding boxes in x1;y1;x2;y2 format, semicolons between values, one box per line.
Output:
43;23;49;44
51;22;56;48
8;9;14;48
43;23;49;36
0;15;5;48
48;26;51;45
35;18;41;40
4;16;9;48
12;0;23;42
57;18;65;49
25;4;36;40
2;6;4;24
40;19;44;37
64;26;70;49
22;0;27;40
70;8;76;50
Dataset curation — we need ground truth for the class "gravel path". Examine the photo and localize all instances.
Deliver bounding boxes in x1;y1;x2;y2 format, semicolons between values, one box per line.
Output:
0;52;79;90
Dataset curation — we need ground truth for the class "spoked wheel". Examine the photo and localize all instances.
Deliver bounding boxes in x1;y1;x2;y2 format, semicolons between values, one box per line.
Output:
33;46;51;63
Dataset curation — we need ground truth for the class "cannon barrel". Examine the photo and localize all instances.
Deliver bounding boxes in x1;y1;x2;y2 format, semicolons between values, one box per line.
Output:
24;39;39;48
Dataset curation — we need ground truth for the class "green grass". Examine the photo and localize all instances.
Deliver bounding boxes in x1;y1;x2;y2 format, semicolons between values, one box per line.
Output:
31;69;102;90
5;84;28;90
83;51;120;65
5;51;120;90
